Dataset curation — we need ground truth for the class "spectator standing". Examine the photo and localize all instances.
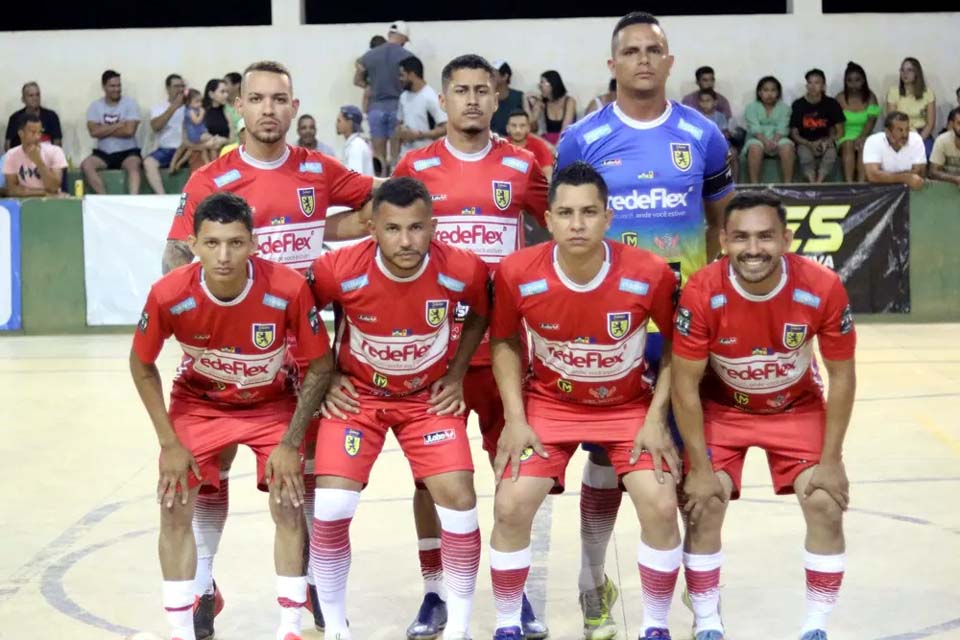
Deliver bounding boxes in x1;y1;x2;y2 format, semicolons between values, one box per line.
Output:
527;70;577;145
5;82;62;151
836;61;880;183
863;111;926;190
354;21;414;175
358;35;388;114
886;57;936;157
681;65;733;121
490;60;526;135
223;71;243;140
505;109;555;180
928;107;960;186
396;56;447;158
337;105;374;176
584;78;617;116
743;75;795;183
2;113;67;197
80;69;142;195
144;73;186;194
790;69;845;183
699;88;740;181
296;114;335;155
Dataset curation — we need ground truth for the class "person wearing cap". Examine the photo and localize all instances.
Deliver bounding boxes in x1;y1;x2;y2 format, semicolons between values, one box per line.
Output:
218;118;245;157
337;105;375;176
491;60;526;136
354;20;414;175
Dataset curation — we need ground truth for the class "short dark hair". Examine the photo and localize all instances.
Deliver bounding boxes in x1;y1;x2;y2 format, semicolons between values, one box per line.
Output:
17;113;42;130
805;68;826;83
695;65;714;81
948;107;960;123
507;109;529;121
370;35;386;48
373;177;433;214
755;75;782;101
193;192;254;235
697;88;717;100
497;62;513;82
400;56;424;79
611;11;661;53
101;69;120;85
21;81;39;95
242;61;292;91
441;54;495;90
298;114;315;125
884;111;910;129
548;161;609;206
724;190;786;227
224;72;242;85
165;74;183;87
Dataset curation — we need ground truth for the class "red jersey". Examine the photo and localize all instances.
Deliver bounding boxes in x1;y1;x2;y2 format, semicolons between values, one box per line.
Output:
308;239;490;397
133;256;329;417
491;241;677;407
672;253;856;414
167;146;374;271
516;135;555;174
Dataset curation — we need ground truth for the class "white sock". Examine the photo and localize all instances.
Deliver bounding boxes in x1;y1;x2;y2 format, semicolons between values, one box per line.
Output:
683;551;724;633
637;541;682;632
310;488;360;639
490;547;531;630
163;580;196;640
418;537;446;599
436;505;480;639
276;574;307;639
192;470;229;596
578;458;621;592
801;551;846;634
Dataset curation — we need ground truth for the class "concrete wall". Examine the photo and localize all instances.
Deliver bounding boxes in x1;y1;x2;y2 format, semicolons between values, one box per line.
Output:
2;5;958;164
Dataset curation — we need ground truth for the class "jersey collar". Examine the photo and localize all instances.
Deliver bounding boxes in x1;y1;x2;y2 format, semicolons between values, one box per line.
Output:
728;256;788;302
375;248;431;282
612;100;673;130
443;137;492;162
239;144;291;170
199;259;255;306
552;242;611;292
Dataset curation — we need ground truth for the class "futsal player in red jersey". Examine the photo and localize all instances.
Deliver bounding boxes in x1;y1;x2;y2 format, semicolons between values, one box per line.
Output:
488;162;683;640
130;192;333;640
671;191;857;640
306;177;489;640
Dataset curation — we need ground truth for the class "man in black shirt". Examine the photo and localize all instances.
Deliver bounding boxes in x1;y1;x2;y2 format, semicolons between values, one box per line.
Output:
491;60;525;136
790;69;845;183
5;82;62;151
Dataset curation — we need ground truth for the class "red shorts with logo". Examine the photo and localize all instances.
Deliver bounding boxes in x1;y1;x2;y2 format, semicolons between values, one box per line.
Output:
170;411;295;494
463;366;504;455
688;402;825;499
505;395;671;493
314;391;474;486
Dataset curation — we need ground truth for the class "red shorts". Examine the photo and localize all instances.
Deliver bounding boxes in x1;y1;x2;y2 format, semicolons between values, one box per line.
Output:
689;403;825;499
314;392;474;486
507;395;670;493
170;412;295;493
463;366;504;455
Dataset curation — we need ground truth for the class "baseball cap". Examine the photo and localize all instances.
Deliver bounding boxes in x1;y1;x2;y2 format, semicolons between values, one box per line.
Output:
340;105;363;128
388;20;410;40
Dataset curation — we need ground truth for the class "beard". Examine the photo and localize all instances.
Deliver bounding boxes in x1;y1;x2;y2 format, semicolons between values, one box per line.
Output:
249;128;284;144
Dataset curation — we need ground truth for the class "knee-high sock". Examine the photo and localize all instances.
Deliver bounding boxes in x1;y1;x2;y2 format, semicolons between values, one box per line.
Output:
637;541;682;633
802;551;845;634
193;470;230;596
490;546;530;630
419;537;446;598
579;458;622;592
684;551;723;633
309;488;360;639
436;505;480;639
302;463;316;586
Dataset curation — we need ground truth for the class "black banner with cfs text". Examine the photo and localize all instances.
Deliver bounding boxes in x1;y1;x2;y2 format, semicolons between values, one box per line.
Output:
736;183;910;313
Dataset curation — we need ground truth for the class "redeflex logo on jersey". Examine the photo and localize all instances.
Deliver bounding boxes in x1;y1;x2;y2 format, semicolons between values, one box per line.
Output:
709;345;813;393
529;327;647;382
181;344;284;387
348;321;450;374
608;188;689;212
434;215;518;262
254;220;326;269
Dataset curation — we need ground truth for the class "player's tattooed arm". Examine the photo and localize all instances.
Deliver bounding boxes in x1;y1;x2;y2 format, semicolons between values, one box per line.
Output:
281;352;335;448
161;240;194;274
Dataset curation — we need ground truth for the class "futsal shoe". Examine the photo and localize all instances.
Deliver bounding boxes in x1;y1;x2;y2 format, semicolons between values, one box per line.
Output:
521;593;549;639
695;632;724;640
305;584;325;631
800;631;828;640
681;585;724;636
641;629;671;639
579;575;619;640
406;592;447;640
193;581;224;640
493;626;524;639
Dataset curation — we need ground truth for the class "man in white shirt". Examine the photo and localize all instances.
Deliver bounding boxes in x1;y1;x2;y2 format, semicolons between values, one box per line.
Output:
396;56;447;159
864;111;926;191
337;105;375;176
144;73;187;194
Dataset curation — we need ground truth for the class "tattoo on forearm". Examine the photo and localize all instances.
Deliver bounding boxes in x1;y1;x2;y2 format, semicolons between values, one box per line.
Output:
282;362;333;447
161;240;194;274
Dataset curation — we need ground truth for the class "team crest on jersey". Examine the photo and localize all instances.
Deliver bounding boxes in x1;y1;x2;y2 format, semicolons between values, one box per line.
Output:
607;312;631;340
344;428;363;457
620;231;639;247
298;187;316;216
492;181;512;211
425;300;449;327
670;142;692;172
782;323;808;350
252;323;276;350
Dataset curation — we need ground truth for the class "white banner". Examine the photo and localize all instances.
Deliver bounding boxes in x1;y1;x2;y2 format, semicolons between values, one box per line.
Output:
83;195;178;325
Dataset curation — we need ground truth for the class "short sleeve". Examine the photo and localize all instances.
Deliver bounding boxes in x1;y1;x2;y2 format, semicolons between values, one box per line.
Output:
461;254;491;319
1;151;15;175
861;135;882;164
930;135;947;165
167;171;216;241
910;134;927;165
831;99;846;125
671;279;712;361
287;278;330;362
817;277;856;361
702;122;734;200
86;101;100;123
523;160;549;227
924;88;936;106
325;154;374;208
429;93;448;124
392;153;413;177
132;288;172;364
306;251;341;308
886;86;899;104
396;96;406;124
48;146;68;170
788;100;803;130
122;98;140;121
554;127;582;172
489;266;522;340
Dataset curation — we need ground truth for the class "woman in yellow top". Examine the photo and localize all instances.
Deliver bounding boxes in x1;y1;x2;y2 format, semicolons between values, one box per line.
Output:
836;62;880;182
886;57;936;157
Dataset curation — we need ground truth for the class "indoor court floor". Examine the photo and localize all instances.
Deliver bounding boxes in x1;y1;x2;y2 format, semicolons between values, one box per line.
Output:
1;324;958;640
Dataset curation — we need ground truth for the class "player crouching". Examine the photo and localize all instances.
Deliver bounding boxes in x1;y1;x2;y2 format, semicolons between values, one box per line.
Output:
306;177;490;640
489;162;683;640
130;192;334;640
